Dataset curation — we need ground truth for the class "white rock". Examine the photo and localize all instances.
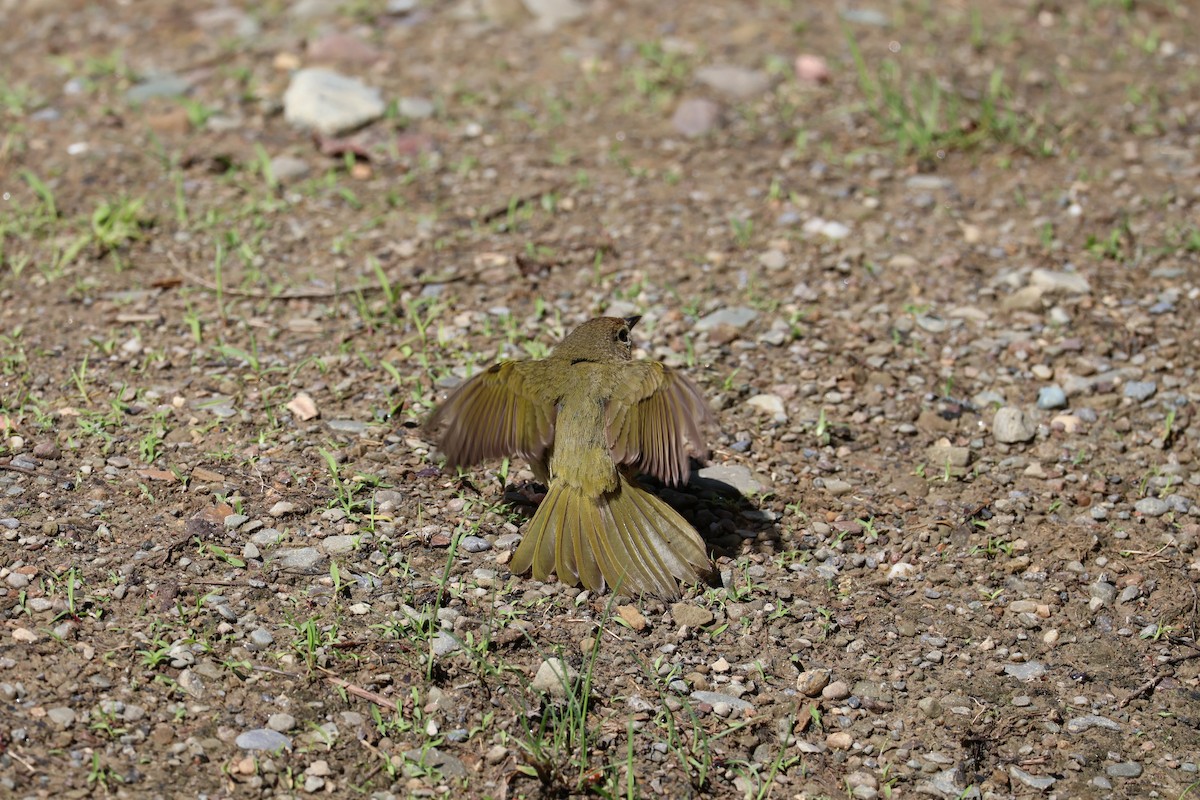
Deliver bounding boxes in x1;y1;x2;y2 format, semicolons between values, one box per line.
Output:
802;217;851;239
521;0;586;30
695;65;771;99
993;406;1037;444
532;658;579;698
746;393;786;420
1030;268;1091;294
284;68;384;136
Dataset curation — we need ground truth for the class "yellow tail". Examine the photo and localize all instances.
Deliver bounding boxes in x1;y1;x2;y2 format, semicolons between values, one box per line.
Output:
510;474;709;598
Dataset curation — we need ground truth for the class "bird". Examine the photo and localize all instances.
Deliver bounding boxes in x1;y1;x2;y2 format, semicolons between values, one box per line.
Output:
425;315;714;598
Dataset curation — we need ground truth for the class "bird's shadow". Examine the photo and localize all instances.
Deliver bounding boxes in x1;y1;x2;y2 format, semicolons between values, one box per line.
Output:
656;470;782;569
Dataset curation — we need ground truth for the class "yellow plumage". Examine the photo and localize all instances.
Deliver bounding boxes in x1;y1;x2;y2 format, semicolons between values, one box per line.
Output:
426;316;713;598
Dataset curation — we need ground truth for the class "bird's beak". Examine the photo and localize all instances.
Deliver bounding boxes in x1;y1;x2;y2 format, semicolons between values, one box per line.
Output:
624;315;642;330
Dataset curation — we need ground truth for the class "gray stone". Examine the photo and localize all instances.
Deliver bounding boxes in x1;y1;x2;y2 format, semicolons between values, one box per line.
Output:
126;74;191;103
267;713;296;732
532;658;578;697
460;535;491;553
1003;285;1045;312
695;306;759;332
926;444;971;468
1037;386;1067;410
918;697;943;718
269;155;311;182
194;6;261;37
327;419;368;434
1010;766;1056;791
972;390;1006;408
290;0;342;18
398;97;435;119
840;8;890;26
236;728;292;751
495;533;522;550
691;690;753;712
822;680;850;700
1030;268;1091;294
1106;762;1143;778
915;314;948;333
178;669;205;698
759;249;787;271
1066;714;1121;734
521;0;587;29
670;98;720;137
1165;493;1192;513
1003;662;1045;682
1090;579;1117;605
1123;381;1157;401
993;406;1037;443
670;602;714;628
672;97;715;138
823;478;853;496
223;514;249;529
802;217;851;239
283;68;385;136
745;393;786;421
250;528;285;547
274;547;324;571
916;767;971;799
431;631;461;657
1135;497;1170;517
696;65;771;99
249;628;274;648
269;501;297;517
695;464;765;496
321;535;360;554
47;706;75;728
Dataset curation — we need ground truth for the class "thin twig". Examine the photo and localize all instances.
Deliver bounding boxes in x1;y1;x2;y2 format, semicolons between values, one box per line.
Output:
10;748;37;773
0;462;38;475
356;737;389;784
1119;673;1166;708
1161;649;1200;667
324;673;400;709
251;664;305;679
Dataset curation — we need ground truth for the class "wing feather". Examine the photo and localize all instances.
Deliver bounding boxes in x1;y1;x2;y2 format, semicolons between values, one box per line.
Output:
425;361;556;469
606;363;712;486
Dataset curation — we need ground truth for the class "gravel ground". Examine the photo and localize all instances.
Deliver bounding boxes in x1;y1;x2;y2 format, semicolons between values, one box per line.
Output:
2;1;1199;798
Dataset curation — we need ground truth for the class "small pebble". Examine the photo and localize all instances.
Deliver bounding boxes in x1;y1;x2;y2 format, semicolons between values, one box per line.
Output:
1106;762;1143;778
1122;382;1157;401
1036;386;1067;409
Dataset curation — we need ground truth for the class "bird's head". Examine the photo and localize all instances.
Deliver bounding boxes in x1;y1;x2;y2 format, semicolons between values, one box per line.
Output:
553;315;641;363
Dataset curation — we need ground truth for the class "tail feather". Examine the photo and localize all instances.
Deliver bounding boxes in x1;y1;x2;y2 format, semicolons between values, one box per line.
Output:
621;487;695;590
609;492;676;597
510;474;709;598
626;486;709;576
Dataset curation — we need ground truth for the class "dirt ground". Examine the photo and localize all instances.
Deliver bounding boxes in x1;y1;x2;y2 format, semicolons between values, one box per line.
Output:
2;0;1199;798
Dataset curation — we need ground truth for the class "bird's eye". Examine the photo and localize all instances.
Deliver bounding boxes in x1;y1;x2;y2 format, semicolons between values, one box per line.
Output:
617;328;630;343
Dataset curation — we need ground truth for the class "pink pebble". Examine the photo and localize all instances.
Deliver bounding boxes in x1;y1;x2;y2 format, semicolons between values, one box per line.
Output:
794;54;830;84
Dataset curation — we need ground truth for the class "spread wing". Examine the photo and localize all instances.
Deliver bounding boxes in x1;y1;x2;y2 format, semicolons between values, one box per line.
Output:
606;362;712;486
425;361;556;469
